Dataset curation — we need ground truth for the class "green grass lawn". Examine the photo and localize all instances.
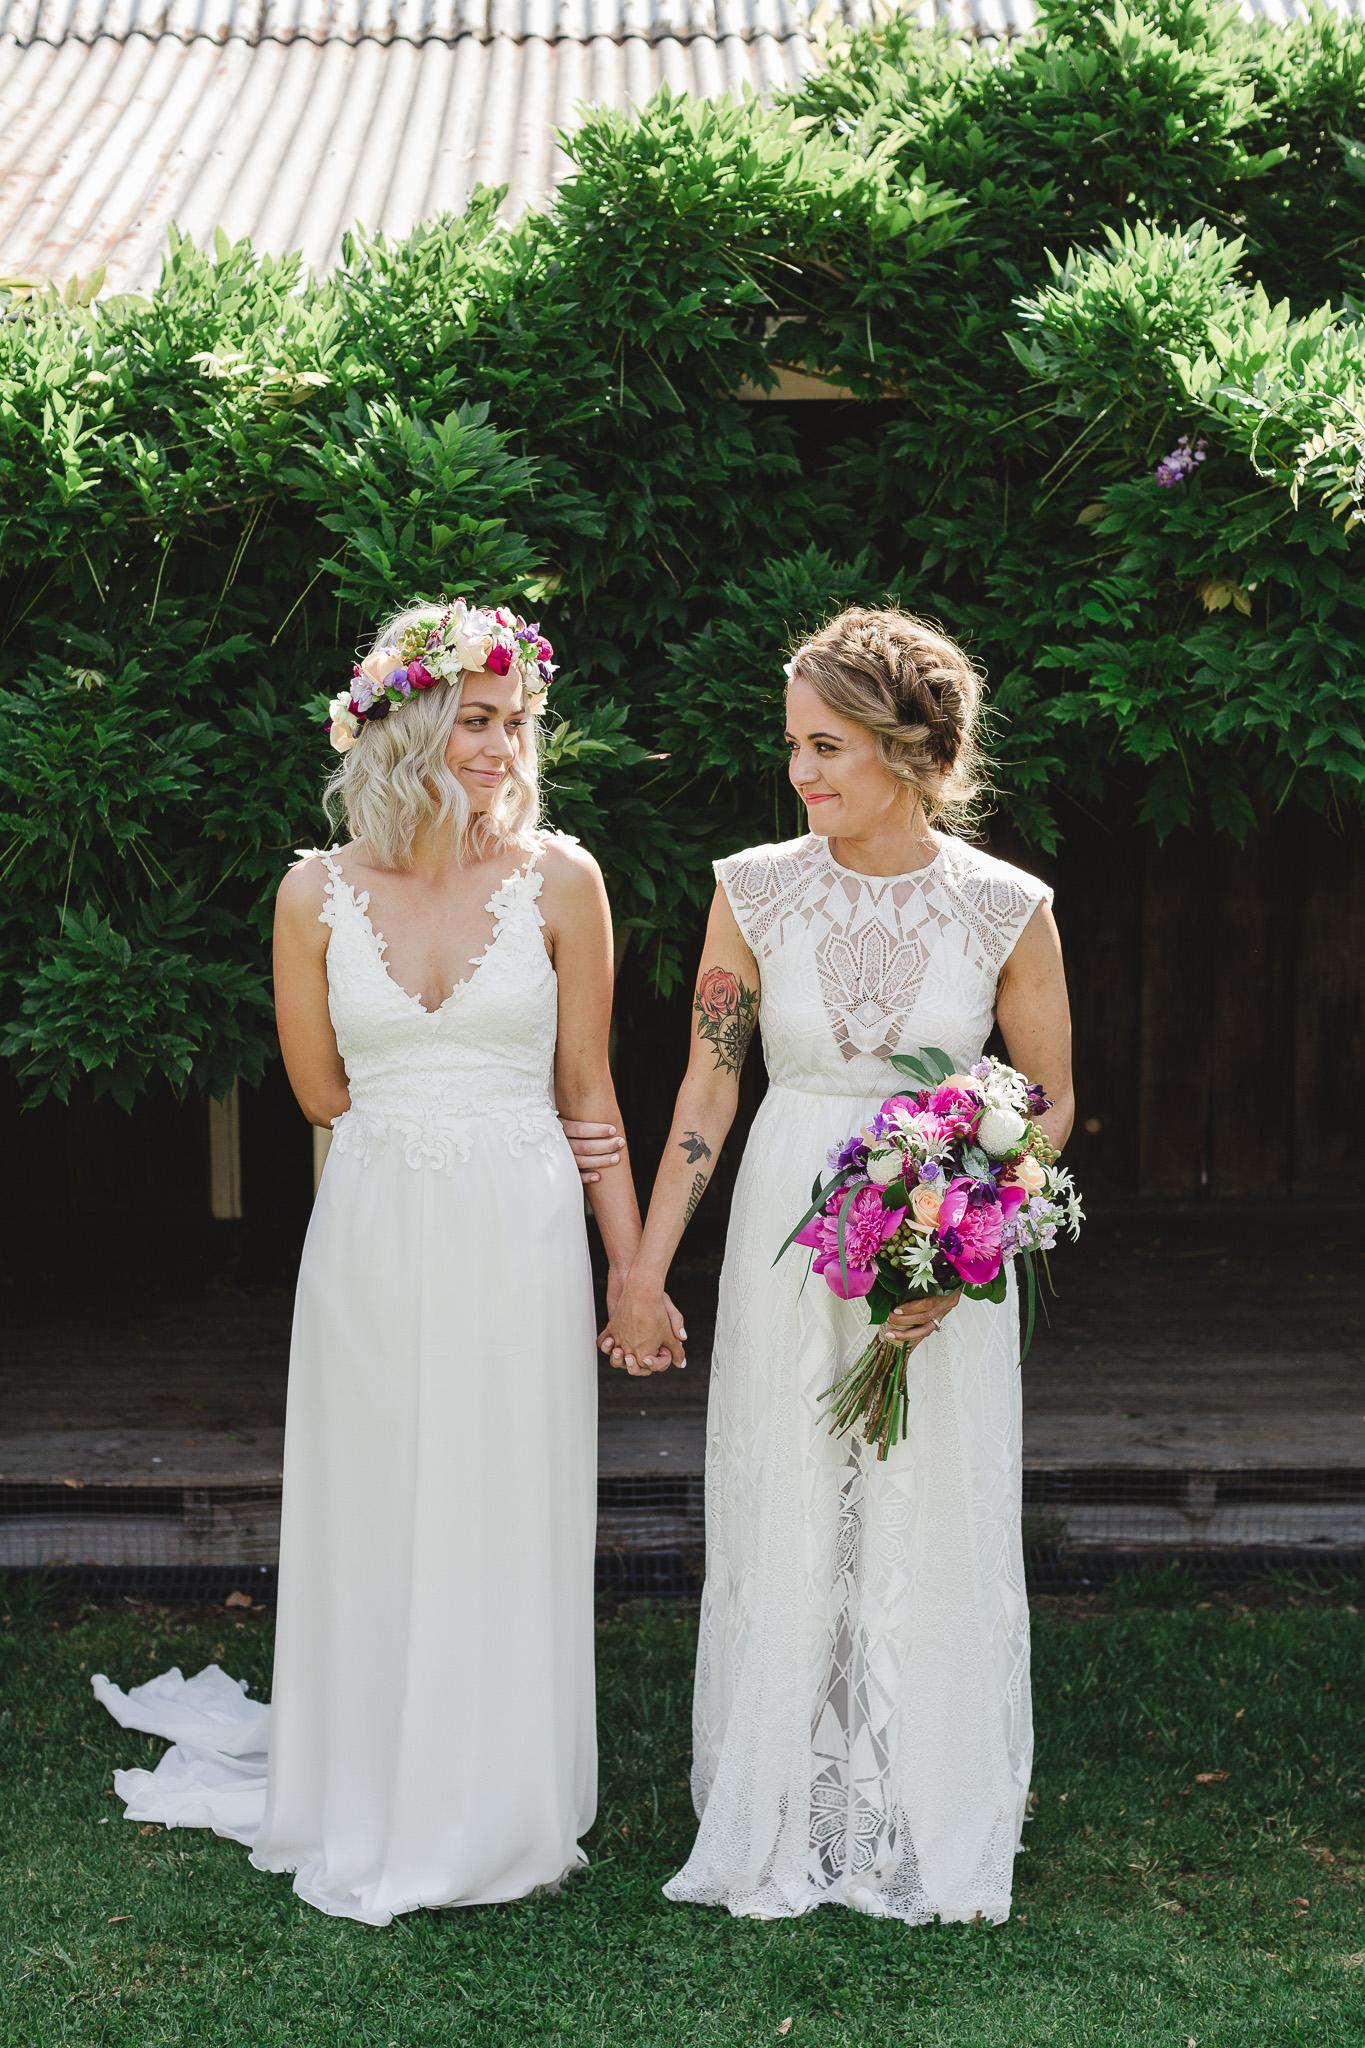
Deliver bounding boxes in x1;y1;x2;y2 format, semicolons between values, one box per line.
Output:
2;1571;1362;2048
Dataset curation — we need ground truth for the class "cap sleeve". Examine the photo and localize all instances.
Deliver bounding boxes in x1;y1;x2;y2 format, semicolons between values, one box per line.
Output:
994;867;1054;971
713;846;781;959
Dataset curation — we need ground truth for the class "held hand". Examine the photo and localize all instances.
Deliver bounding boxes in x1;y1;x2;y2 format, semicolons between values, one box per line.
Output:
561;1118;622;1186
597;1283;687;1376
885;1288;962;1347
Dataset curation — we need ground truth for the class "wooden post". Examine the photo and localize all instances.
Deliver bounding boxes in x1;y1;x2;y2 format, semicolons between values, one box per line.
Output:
208;1083;242;1221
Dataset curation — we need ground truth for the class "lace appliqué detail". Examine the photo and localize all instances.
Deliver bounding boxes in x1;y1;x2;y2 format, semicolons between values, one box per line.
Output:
328;1102;561;1175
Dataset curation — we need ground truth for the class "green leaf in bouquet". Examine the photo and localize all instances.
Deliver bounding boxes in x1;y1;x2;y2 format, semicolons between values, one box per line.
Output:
962;1272;1009;1304
889;1046;957;1086
866;1275;901;1327
1022;1251;1038;1361
960;1145;993;1179
773;1170;846;1267
880;1180;910;1208
919;1047;957;1080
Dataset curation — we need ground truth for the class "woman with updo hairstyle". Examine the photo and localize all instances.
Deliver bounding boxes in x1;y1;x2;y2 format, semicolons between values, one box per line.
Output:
606;604;1074;1927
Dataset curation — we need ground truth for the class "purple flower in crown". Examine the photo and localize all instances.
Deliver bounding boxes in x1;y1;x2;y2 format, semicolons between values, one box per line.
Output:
352;678;376;714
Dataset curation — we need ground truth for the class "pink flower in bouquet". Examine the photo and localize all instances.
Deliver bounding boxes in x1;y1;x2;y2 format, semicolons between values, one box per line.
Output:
926;1083;983;1136
933;1176;1026;1286
796;1185;906;1300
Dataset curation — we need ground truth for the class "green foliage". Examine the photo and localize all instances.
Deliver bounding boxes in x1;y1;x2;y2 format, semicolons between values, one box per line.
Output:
2;0;1364;1105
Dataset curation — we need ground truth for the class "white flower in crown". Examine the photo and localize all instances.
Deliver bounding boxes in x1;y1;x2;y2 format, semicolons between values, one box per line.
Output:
359;644;406;689
327;692;360;752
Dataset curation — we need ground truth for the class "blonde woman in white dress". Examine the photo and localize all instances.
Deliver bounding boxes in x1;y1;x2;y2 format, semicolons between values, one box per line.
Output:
604;607;1075;1925
94;599;669;1924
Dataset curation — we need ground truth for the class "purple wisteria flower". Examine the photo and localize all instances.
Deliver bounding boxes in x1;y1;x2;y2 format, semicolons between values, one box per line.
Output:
1155;433;1208;488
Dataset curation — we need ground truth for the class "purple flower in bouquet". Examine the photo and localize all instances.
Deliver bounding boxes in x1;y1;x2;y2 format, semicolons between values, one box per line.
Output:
795;1185;907;1300
933;1176;1027;1287
826;1131;868;1176
1025;1081;1052;1118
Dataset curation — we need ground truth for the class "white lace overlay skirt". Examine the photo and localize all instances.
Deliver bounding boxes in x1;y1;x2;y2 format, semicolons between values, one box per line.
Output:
664;1083;1033;1925
94;1118;599;1925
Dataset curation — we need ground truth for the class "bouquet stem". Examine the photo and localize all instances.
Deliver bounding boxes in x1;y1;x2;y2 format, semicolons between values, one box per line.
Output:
820;1333;912;1461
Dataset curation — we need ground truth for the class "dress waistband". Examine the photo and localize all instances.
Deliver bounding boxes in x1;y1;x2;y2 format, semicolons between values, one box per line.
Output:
762;1082;889;1106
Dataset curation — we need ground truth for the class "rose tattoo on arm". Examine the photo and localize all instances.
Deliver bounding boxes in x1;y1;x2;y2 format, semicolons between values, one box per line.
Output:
694;967;759;1079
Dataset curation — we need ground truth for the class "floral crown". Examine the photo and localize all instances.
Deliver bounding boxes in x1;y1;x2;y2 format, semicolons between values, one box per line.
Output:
325;597;556;754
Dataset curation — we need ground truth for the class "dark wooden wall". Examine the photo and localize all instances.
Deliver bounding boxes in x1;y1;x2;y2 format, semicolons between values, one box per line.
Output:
4;812;1361;1300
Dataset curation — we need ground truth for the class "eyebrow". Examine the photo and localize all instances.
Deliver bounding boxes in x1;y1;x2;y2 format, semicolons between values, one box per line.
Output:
462;700;521;715
785;730;845;742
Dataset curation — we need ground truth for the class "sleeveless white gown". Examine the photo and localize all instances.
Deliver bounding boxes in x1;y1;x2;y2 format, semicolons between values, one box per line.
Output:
664;831;1053;1925
93;835;598;1924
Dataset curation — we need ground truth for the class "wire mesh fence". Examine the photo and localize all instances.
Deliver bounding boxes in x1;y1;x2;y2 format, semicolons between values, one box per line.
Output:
3;1465;1363;1605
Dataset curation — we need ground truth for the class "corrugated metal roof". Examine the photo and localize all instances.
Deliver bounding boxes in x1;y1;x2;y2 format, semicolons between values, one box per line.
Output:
0;0;968;47
1;0;1358;297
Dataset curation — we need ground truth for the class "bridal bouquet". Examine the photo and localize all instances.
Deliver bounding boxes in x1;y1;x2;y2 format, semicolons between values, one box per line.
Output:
776;1047;1083;1460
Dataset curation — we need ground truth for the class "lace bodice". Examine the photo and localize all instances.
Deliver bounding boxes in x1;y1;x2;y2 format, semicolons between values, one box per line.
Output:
716;832;1053;1097
296;838;563;1173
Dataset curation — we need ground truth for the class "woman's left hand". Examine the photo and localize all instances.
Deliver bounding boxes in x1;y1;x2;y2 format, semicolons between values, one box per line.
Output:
885;1289;962;1346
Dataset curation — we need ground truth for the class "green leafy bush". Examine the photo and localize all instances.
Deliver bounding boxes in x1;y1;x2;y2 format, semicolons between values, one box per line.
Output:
2;1;1363;1106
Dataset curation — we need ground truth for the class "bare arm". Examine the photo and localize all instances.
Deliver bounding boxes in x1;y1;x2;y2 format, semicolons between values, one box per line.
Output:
273;860;350;1128
995;897;1075;1153
603;884;761;1372
542;842;648;1285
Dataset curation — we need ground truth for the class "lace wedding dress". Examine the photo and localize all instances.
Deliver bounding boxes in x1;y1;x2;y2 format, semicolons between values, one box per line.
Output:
93;836;598;1924
664;830;1053;1926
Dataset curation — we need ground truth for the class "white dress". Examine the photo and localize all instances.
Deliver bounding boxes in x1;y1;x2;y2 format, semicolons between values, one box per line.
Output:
93;836;598;1925
664;830;1054;1926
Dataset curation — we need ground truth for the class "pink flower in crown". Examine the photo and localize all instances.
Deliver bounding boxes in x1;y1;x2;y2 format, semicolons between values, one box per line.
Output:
795;1184;906;1300
407;661;436;690
493;606;516;629
486;641;514;676
933;1176;1026;1285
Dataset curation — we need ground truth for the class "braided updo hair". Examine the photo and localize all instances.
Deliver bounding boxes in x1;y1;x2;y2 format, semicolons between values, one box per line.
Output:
786;606;987;833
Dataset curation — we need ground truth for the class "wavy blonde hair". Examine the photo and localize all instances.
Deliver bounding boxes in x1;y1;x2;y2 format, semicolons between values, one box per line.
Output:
786;605;989;835
322;603;542;868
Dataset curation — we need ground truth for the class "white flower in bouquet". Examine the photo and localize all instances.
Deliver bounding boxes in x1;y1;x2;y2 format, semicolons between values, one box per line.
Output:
890;1232;939;1289
867;1148;905;1186
973;1055;1028;1115
1046;1163;1086;1240
978;1105;1028;1157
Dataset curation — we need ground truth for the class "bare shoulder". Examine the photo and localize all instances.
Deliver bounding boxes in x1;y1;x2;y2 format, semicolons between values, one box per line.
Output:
537;832;606;911
276;847;338;926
